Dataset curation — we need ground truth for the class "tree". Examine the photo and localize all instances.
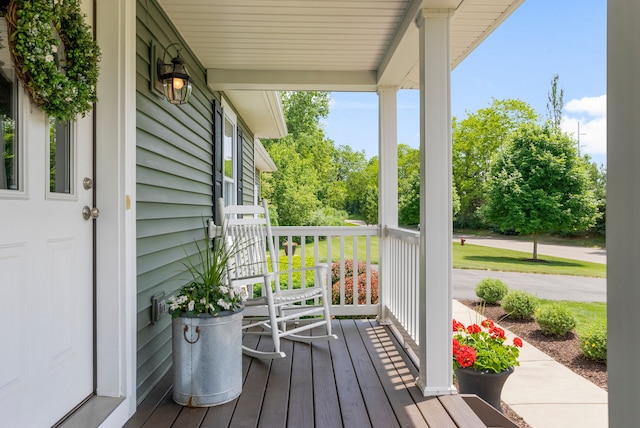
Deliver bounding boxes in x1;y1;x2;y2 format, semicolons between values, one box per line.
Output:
261;141;321;226
481;124;599;259
262;91;337;225
325;145;367;211
346;157;378;221
584;157;606;235
397;144;460;226
546;74;564;130
280;91;329;139
452;99;538;228
398;144;420;225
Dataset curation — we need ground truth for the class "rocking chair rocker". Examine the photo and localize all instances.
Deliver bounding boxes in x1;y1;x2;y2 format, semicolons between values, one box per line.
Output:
217;198;337;359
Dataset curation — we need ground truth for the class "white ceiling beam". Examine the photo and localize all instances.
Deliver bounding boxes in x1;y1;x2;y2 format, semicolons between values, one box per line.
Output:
376;0;424;85
207;69;378;92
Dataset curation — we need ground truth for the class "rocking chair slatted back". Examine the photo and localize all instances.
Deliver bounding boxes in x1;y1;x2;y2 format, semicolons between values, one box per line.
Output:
217;198;337;359
219;202;281;295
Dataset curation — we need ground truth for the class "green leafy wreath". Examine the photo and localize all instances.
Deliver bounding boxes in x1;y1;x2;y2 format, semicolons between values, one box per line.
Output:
5;0;100;121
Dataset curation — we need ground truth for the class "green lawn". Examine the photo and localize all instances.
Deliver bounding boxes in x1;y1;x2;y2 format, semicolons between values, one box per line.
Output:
453;242;606;278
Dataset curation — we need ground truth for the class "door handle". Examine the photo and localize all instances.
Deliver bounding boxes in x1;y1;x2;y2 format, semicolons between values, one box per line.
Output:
82;206;100;220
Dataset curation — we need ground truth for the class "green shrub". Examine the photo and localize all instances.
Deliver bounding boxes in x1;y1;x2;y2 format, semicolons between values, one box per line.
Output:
501;290;538;320
475;278;509;304
579;323;607;361
535;304;577;337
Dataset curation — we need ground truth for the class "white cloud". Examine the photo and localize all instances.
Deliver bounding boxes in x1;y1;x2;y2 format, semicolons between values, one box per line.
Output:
561;94;607;157
565;95;606;117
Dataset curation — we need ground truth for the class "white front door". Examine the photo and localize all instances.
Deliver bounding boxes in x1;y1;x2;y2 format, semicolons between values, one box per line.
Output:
0;66;94;428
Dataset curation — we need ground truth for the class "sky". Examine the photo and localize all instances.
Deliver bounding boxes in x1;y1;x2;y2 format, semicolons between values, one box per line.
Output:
323;0;607;167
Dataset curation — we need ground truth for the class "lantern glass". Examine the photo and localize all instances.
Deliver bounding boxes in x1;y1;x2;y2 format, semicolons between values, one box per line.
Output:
158;51;192;105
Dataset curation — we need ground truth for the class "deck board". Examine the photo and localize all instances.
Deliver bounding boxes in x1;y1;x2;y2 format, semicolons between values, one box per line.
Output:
125;319;515;428
259;339;293;428
355;320;429;428
311;326;342;428
341;319;400;428
329;319;372;428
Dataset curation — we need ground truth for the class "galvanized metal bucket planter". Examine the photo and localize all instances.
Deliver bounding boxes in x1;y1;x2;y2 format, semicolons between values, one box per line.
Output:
172;310;243;407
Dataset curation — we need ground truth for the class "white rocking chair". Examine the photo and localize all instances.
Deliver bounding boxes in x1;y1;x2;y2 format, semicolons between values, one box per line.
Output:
217;198;337;359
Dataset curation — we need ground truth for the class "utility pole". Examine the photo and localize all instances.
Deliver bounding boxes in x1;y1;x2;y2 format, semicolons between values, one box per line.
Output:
577;122;586;156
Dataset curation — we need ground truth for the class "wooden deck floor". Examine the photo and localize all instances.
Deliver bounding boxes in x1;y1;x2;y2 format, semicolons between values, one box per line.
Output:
124;319;512;428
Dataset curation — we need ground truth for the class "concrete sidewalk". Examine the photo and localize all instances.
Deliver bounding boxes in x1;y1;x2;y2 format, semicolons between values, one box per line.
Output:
453;300;608;428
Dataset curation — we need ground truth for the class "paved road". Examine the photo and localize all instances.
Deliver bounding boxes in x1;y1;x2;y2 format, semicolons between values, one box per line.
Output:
452;236;607;302
453;269;606;302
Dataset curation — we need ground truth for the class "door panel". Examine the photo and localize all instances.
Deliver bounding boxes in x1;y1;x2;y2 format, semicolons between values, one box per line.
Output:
0;91;94;427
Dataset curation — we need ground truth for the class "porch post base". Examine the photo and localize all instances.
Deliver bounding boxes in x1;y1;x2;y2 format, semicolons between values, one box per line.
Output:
415;377;457;397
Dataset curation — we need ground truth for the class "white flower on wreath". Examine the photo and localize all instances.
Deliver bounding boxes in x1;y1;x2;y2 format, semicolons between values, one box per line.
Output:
51;45;58;53
45;54;54;63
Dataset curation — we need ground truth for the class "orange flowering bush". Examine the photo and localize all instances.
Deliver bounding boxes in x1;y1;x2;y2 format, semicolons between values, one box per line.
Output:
452;319;523;373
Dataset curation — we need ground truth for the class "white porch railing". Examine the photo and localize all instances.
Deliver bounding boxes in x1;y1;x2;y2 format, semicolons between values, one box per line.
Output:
271;226;379;316
385;226;421;348
267;225;422;352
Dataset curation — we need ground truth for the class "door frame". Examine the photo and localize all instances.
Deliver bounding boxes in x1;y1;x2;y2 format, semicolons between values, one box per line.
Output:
91;0;137;424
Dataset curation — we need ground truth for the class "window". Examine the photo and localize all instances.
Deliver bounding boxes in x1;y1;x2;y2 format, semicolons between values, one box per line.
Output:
221;98;238;206
48;118;74;195
223;115;235;205
0;22;19;191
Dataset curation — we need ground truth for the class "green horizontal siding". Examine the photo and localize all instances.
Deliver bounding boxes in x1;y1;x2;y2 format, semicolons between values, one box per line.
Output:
136;0;216;405
135;0;261;406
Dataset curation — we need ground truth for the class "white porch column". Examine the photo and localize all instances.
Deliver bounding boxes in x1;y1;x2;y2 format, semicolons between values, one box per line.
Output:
608;2;640;425
377;86;399;323
414;8;455;396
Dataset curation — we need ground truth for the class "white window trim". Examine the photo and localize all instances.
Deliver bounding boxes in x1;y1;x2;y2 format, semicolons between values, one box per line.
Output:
221;97;238;205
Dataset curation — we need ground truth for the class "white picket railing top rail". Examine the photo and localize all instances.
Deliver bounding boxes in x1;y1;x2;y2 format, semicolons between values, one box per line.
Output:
271;225;378;236
385;225;420;244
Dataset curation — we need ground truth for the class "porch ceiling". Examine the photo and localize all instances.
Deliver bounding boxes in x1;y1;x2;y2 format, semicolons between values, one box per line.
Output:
157;0;524;92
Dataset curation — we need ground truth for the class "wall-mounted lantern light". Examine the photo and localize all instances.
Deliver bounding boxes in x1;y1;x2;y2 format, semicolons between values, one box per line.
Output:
157;43;192;105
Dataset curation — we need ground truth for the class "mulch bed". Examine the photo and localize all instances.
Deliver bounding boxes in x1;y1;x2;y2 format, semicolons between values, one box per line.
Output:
459;299;607;428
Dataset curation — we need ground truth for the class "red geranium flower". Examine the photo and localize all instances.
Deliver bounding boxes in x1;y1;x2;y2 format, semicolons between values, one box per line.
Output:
467;323;482;334
513;337;523;347
455;345;476;368
490;326;506;339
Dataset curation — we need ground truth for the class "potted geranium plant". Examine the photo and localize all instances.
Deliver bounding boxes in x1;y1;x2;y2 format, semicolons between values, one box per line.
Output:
452;318;523;412
168;222;247;407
